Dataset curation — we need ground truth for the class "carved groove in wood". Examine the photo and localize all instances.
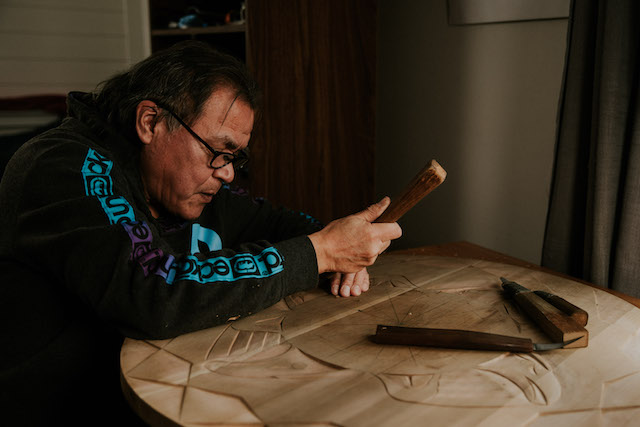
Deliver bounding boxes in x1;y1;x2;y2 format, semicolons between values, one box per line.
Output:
121;255;640;426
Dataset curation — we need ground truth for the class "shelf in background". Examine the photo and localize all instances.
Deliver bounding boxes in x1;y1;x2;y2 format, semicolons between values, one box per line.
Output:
151;24;246;36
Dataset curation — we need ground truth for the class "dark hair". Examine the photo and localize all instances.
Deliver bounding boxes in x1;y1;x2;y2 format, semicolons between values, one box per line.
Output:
94;41;260;141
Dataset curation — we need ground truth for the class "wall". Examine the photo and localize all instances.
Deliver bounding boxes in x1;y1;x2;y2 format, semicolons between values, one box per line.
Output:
377;0;568;263
0;0;150;97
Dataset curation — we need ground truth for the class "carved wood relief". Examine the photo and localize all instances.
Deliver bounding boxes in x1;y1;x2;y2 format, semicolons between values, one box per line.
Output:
121;255;640;426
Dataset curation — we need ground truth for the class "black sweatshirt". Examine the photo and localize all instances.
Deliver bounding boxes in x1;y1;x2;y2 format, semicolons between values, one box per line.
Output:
0;92;322;423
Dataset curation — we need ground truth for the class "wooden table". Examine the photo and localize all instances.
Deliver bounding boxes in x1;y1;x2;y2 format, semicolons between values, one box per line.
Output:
121;242;640;426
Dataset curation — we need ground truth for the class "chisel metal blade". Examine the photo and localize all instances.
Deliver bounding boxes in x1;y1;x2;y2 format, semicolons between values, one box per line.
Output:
533;337;580;351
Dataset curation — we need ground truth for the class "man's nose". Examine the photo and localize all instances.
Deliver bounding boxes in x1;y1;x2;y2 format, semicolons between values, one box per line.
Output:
212;163;235;183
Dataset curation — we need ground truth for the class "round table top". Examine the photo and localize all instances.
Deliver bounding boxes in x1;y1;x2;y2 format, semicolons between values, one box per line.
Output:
121;254;640;426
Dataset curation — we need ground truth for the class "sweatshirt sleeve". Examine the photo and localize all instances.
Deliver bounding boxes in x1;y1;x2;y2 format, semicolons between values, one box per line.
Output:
205;186;323;246
5;139;321;340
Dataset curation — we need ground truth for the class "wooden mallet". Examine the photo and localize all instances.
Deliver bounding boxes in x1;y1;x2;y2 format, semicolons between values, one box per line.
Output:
375;159;447;223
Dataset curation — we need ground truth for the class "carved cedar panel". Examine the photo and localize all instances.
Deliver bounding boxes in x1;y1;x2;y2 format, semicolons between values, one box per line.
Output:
121;255;640;426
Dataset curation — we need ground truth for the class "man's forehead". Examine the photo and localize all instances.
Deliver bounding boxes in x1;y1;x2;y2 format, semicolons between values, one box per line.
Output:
201;89;250;122
207;86;240;109
197;89;254;145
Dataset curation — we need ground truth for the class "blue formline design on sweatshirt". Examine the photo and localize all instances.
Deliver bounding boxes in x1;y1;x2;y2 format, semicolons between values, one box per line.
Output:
81;148;284;284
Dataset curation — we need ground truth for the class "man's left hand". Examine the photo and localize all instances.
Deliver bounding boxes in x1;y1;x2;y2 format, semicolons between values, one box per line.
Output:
328;268;370;297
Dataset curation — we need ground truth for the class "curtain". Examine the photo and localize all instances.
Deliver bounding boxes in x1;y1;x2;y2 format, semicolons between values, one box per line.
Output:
542;0;640;298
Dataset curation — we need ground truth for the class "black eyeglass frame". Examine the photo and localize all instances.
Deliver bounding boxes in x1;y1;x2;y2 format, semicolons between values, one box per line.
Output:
155;103;249;170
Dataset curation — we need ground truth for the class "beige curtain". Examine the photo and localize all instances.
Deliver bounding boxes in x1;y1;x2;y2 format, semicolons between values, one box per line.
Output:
542;0;640;298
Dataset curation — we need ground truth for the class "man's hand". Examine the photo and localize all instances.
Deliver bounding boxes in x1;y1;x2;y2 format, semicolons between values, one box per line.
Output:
328;269;370;297
309;197;402;296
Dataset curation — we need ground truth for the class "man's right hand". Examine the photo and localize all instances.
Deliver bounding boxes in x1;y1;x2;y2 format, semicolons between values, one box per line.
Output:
309;197;402;275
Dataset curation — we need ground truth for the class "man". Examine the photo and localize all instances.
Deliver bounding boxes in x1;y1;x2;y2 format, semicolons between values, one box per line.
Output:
0;41;401;423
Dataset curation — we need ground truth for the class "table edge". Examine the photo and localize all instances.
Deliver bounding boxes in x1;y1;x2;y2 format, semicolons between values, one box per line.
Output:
391;241;640;309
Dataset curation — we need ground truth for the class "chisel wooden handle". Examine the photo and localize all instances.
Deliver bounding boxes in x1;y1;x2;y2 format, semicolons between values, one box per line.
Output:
373;325;534;352
374;159;446;223
512;292;588;348
533;290;589;326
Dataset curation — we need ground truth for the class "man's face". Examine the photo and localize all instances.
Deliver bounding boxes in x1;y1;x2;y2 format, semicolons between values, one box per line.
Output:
140;87;254;220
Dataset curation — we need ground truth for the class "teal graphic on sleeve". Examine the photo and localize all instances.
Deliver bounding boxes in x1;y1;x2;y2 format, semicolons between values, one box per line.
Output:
81;149;135;224
190;223;222;253
164;224;284;284
81;148;285;285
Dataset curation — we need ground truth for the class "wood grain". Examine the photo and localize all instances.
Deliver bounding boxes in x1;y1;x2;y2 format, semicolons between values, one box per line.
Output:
373;325;535;352
533;290;589;326
375;159;447;223
247;0;378;224
121;253;640;426
512;291;588;348
394;241;640;309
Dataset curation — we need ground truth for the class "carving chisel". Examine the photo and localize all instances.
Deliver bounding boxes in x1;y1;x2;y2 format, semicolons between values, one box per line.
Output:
500;278;588;326
531;289;589;326
372;325;578;352
501;278;588;348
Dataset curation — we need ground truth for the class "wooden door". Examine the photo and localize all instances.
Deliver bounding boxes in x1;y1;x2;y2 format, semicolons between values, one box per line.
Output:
246;0;377;224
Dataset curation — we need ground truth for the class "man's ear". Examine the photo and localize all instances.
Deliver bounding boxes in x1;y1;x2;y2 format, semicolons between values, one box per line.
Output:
135;100;160;145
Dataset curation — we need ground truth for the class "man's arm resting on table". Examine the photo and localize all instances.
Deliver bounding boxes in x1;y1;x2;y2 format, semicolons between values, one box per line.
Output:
309;197;402;297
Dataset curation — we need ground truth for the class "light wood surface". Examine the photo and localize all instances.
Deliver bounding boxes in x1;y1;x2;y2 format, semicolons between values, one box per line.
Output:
395;241;640;309
121;246;640;426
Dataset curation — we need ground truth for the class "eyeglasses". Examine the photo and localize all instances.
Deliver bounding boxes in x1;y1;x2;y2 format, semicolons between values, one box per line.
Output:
157;104;249;170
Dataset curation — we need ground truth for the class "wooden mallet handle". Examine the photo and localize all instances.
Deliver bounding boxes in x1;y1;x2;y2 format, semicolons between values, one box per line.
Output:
375;159;447;223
